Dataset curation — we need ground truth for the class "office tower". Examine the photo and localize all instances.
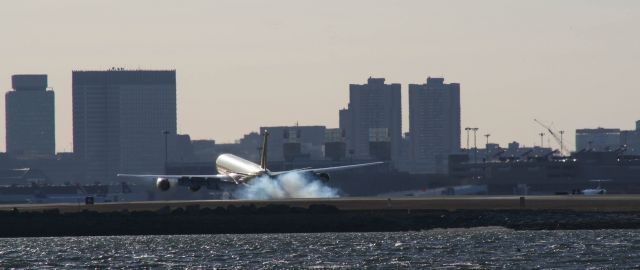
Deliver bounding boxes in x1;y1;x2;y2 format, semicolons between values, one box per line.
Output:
5;74;55;157
344;77;401;160
73;69;176;182
409;77;460;173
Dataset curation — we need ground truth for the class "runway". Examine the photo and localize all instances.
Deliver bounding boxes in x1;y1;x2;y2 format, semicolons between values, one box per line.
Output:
3;195;640;213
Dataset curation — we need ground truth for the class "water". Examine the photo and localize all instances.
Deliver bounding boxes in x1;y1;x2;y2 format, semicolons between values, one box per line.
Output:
1;228;639;269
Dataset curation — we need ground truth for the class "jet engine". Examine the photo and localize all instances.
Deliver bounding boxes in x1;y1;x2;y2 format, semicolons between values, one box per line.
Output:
156;178;171;191
316;172;330;182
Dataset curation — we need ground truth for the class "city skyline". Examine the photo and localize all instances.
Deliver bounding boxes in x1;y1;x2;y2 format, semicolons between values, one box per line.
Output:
1;1;640;152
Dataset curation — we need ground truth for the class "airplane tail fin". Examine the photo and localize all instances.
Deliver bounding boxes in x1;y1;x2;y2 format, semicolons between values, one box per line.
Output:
260;130;269;170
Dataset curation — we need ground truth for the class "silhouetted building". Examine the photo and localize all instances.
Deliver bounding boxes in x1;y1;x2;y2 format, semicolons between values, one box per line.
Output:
192;132;262;163
461;141;553;163
324;128;346;161
73;69;176;183
259;126;326;162
5;75;55;158
619;120;640;155
168;134;196;162
343;77;401;160
409;77;460;173
191;140;217;162
339;108;350;141
575;128;620;152
498;141;553;160
368;127;392;161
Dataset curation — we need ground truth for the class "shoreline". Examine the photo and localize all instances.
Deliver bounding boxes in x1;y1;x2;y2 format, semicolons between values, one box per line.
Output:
2;196;640;237
4;195;640;213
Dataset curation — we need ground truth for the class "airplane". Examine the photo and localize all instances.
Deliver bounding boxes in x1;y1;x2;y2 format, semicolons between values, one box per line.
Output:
117;130;384;192
581;179;609;195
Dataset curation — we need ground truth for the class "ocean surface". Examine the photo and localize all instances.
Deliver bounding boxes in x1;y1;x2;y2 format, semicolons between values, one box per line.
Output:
1;228;639;269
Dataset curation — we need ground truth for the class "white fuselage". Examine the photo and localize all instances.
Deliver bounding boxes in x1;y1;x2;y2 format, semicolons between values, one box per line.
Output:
582;188;606;195
216;154;267;183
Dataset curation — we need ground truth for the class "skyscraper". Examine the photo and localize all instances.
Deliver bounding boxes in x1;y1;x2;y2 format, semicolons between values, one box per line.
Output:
409;77;460;173
5;74;55;157
73;69;176;182
344;77;401;160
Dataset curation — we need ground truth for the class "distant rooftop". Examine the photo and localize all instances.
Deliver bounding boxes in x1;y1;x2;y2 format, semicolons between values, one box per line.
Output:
11;74;47;91
367;77;386;85
576;128;621;134
72;67;176;72
72;69;176;85
427;77;444;85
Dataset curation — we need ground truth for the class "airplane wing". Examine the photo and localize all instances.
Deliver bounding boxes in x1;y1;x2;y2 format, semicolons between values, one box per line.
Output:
269;161;385;176
117;174;235;182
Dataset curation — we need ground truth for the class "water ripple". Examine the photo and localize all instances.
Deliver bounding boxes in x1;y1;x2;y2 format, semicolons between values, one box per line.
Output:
1;228;640;268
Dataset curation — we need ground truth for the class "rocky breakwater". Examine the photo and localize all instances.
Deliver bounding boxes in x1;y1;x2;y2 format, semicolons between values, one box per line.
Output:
1;204;640;237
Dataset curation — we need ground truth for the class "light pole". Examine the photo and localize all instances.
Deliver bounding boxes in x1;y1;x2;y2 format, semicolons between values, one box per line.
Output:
163;130;170;174
539;132;544;148
484;133;490;159
464;127;471;151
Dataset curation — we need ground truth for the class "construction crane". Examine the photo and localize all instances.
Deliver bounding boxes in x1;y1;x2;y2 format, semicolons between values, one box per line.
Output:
534;119;570;156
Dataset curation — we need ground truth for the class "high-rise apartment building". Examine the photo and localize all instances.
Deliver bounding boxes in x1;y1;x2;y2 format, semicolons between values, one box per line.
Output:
5;75;55;157
73;69;176;182
343;77;401;160
409;77;460;173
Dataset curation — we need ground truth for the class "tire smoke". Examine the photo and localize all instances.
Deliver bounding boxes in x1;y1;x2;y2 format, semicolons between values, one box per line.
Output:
234;172;339;199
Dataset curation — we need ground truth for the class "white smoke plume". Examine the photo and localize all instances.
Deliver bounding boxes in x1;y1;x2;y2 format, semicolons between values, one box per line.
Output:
233;172;339;200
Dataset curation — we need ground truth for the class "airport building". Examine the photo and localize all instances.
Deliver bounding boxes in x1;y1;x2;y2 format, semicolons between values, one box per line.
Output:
575;128;621;152
620;121;640;155
469;141;554;163
72;69;176;183
341;77;402;161
408;77;461;173
5;75;55;158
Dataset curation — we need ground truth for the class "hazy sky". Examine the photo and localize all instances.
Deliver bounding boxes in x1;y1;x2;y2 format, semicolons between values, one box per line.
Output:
1;1;639;152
